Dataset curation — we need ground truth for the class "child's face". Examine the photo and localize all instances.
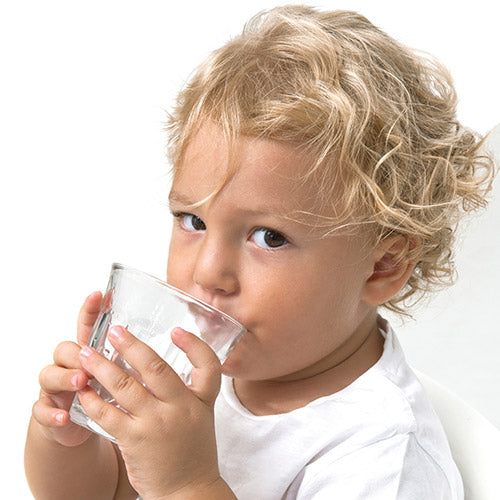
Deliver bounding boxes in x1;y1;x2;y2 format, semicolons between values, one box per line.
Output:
167;121;377;382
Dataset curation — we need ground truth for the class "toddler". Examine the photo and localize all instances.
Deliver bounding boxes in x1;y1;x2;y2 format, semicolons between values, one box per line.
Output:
25;5;495;499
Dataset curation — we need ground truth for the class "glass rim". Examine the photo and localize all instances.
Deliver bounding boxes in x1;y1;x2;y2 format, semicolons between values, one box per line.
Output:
110;263;246;333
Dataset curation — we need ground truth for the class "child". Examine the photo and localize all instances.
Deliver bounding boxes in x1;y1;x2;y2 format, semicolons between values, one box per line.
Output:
25;5;495;499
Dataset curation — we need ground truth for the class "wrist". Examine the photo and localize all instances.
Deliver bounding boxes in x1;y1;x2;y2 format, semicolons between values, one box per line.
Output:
156;476;236;500
28;416;66;448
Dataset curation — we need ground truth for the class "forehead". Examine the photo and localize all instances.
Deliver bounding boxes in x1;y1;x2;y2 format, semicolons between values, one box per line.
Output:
171;121;319;214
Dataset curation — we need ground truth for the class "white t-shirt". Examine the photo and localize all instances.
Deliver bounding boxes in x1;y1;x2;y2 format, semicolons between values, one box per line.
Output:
214;318;464;499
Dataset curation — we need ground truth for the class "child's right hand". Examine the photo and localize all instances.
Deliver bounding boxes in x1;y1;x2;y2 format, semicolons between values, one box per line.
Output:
31;291;103;447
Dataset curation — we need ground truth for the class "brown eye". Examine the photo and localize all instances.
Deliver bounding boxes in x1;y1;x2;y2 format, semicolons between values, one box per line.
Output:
252;228;288;248
178;214;206;231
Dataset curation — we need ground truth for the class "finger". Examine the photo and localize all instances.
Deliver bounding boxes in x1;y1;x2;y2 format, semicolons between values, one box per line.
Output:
171;327;221;406
53;340;94;379
78;345;150;416
32;396;70;428
77;384;131;440
77;290;103;346
53;341;85;368
105;325;186;401
39;365;89;394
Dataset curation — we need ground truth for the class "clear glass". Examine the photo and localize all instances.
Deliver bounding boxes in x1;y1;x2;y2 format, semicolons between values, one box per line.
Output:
69;263;246;443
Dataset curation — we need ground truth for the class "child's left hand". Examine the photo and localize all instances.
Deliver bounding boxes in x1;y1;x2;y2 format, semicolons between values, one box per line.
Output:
77;325;227;499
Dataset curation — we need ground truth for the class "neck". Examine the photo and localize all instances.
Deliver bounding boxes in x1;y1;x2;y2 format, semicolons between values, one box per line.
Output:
233;311;385;416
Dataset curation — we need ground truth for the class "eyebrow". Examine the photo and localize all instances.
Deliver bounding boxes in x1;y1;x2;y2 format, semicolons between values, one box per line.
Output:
168;191;197;207
168;190;292;218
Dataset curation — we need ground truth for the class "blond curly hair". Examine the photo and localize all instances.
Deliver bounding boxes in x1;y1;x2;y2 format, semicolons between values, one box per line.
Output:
166;5;496;314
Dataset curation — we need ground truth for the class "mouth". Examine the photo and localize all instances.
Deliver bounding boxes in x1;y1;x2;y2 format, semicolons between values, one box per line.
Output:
186;298;245;329
196;308;228;333
186;302;246;352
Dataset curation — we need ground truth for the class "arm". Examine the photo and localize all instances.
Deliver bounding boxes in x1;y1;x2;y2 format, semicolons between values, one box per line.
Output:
161;477;236;500
24;418;120;500
24;292;135;500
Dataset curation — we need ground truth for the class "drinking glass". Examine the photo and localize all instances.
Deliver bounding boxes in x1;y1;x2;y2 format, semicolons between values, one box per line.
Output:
69;263;246;442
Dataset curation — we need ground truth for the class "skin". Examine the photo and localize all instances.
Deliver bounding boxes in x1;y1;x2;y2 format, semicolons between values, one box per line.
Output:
167;121;412;414
25;121;415;499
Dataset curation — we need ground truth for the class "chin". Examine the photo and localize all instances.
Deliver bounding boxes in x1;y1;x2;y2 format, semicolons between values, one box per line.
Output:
219;337;278;381
221;353;262;380
221;363;237;378
220;333;251;376
221;352;244;378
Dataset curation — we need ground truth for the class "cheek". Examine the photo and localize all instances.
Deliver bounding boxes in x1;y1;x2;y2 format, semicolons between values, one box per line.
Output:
277;264;363;331
166;237;192;287
246;268;324;330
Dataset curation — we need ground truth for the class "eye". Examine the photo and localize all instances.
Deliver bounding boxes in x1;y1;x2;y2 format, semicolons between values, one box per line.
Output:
251;228;288;249
174;213;206;231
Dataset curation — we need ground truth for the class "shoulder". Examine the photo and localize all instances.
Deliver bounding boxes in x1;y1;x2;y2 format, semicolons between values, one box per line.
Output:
215;319;463;498
288;432;461;499
285;319;463;499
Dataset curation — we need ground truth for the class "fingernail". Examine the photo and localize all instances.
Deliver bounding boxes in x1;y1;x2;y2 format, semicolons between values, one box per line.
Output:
109;325;124;342
55;412;65;424
80;346;94;359
71;373;83;387
171;328;189;348
171;327;186;338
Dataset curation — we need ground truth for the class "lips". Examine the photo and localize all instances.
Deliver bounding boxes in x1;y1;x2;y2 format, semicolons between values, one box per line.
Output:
184;293;244;327
196;308;228;332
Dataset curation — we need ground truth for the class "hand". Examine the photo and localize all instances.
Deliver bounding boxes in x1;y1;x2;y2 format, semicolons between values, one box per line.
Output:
31;291;103;447
76;324;224;499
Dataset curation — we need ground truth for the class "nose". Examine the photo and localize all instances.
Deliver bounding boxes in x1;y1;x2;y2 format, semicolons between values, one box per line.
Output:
193;234;239;298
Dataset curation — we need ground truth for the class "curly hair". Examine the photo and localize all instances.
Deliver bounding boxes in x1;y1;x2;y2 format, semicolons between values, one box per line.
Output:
165;5;496;314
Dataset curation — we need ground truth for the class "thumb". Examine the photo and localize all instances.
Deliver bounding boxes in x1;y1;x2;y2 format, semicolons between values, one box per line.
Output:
76;291;103;346
171;328;222;406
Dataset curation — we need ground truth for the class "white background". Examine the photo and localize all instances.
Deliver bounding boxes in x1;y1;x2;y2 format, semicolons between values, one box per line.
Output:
1;1;498;497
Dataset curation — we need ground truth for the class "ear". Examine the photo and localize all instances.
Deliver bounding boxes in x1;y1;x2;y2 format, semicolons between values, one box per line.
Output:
361;235;417;306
